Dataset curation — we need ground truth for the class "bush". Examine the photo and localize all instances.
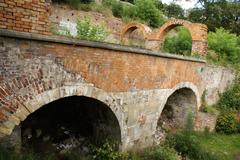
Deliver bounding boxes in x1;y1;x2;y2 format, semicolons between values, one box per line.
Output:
134;0;165;28
162;27;192;55
143;145;178;160
112;1;124;18
122;4;137;22
91;141;127;160
166;113;219;160
208;28;240;65
215;112;238;134
102;0;115;6
76;18;108;41
58;26;72;37
218;80;240;111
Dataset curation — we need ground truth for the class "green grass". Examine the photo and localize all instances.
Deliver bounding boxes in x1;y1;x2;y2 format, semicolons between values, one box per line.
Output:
196;133;240;160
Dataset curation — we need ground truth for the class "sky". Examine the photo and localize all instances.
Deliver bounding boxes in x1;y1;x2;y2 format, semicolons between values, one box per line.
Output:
161;0;199;9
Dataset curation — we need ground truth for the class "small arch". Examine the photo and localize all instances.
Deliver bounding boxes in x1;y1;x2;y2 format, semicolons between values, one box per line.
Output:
120;22;152;46
155;19;193;40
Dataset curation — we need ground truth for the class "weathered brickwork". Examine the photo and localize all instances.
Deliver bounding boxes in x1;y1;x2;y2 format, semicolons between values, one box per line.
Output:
0;31;235;150
0;0;51;34
194;112;217;132
121;20;208;56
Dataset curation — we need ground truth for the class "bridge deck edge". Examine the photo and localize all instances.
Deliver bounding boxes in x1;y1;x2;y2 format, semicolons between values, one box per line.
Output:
0;29;206;64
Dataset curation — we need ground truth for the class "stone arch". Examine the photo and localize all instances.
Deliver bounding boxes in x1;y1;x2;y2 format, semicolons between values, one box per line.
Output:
167;82;201;109
0;83;124;145
154;82;200;143
154;19;208;55
120;22;152;46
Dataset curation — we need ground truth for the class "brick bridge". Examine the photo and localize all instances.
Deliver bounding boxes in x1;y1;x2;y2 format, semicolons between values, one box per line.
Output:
0;29;234;150
0;0;235;151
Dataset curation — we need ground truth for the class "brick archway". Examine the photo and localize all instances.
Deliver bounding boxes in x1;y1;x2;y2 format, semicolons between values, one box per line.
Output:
120;22;152;45
154;19;208;55
121;19;208;55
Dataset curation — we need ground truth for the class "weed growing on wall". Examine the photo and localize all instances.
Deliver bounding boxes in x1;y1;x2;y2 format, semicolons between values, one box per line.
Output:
76;18;108;41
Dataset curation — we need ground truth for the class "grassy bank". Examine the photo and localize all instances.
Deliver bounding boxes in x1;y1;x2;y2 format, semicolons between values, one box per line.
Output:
196;133;240;160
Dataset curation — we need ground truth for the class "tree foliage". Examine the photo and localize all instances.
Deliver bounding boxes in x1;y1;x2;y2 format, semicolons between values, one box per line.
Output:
162;27;192;56
134;0;165;27
208;28;240;64
188;0;240;35
163;3;185;19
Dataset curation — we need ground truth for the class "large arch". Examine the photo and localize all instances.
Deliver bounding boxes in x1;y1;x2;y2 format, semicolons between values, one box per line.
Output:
20;95;121;153
154;82;200;143
0;83;124;145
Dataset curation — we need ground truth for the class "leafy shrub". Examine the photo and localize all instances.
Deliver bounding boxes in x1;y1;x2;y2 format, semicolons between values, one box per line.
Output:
167;113;219;160
112;1;124;18
215;112;238;134
111;1;137;21
208;28;240;65
122;4;137;21
134;0;165;27
58;26;72;37
91;141;127;160
162;27;192;55
218;80;240;111
76;18;108;41
143;145;178;160
102;0;115;6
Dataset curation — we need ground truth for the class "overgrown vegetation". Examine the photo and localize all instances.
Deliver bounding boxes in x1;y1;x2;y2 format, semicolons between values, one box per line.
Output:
162;27;192;56
76;18;108;41
166;113;220;160
215;111;239;134
195;133;240;160
217;78;240;111
207;28;240;68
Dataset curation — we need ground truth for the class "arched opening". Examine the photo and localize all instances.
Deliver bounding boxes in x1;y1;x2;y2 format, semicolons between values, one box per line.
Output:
20;96;121;155
161;26;192;56
155;88;197;143
122;27;146;48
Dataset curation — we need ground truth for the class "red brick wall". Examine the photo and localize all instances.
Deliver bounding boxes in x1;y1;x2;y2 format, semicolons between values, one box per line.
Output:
0;0;51;34
0;36;205;93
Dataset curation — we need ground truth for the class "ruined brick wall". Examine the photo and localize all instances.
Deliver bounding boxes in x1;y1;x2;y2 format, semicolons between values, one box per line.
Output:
0;0;51;34
194;112;217;132
121;20;208;56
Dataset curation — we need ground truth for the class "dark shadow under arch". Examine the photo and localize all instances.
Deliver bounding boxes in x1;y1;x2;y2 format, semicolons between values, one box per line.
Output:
155;88;197;143
20;96;121;154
